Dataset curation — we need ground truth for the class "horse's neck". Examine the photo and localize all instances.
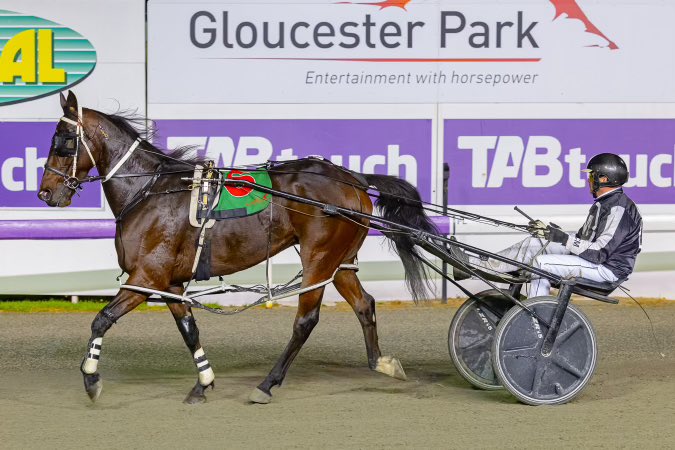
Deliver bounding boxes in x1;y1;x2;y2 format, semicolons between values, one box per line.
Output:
99;139;160;218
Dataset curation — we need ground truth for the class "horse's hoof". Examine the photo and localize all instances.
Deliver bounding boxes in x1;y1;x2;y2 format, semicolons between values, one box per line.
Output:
375;356;408;381
183;381;213;404
83;373;103;402
184;393;207;405
249;387;272;404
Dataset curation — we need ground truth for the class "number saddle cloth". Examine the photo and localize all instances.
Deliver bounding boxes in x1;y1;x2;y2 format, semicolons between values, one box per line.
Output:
189;164;273;227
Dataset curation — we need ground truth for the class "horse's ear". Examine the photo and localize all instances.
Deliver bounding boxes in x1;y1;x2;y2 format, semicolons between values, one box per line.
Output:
59;92;67;110
64;90;78;114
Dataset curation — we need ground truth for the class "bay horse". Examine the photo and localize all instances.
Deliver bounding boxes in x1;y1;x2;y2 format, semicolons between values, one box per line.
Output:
38;91;437;404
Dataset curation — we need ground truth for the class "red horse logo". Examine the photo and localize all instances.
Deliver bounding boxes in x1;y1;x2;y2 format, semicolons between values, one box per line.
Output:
338;0;618;49
550;0;617;49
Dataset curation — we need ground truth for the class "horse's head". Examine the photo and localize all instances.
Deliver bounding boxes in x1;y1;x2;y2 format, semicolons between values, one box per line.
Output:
39;91;100;207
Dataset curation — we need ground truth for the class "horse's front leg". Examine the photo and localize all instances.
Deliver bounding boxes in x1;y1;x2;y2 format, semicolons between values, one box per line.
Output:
80;287;149;402
165;287;215;404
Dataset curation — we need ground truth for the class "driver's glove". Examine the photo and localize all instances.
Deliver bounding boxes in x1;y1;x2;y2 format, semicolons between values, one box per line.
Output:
544;224;569;245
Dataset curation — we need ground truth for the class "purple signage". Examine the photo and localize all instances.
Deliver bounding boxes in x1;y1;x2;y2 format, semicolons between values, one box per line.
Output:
154;119;433;202
0;122;102;208
444;119;675;205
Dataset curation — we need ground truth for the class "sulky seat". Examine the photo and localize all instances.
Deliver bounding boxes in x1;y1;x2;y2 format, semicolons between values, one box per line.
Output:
566;277;627;304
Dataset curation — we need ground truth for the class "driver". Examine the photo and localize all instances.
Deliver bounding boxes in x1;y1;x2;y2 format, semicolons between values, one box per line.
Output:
451;153;643;298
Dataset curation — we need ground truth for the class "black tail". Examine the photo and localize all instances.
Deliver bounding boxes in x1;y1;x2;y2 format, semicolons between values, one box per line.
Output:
363;174;438;301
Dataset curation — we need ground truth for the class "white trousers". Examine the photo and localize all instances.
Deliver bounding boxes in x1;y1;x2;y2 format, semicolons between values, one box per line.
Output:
468;236;618;298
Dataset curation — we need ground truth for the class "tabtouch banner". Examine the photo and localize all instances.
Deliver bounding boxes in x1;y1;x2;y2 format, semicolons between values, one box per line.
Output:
444;119;675;205
0;122;102;209
154;119;433;201
148;0;675;103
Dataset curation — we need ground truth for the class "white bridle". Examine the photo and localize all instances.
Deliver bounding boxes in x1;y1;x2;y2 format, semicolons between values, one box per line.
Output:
58;105;97;179
57;105;141;183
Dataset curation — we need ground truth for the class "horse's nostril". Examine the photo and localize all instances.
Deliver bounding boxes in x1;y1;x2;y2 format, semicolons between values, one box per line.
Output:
38;190;52;202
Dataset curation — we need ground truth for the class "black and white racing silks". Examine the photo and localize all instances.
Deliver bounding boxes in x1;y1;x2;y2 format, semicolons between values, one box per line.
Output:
564;188;642;280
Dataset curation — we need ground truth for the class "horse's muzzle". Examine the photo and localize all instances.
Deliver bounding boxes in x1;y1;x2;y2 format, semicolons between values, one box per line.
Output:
38;189;69;207
38;189;52;203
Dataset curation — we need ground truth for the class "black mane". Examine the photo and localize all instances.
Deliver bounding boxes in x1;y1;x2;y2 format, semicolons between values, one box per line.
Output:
102;111;205;168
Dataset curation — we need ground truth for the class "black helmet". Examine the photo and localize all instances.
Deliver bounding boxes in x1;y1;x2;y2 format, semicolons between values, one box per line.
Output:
585;153;629;193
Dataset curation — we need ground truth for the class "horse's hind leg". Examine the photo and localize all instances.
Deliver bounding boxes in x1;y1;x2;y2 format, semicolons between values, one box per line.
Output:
166;297;215;404
333;268;407;381
80;288;149;402
250;265;336;404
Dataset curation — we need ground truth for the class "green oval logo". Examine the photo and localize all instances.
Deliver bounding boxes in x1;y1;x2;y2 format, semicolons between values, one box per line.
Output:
0;9;96;106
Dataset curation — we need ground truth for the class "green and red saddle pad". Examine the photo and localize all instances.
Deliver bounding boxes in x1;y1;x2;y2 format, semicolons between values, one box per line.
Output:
198;169;272;220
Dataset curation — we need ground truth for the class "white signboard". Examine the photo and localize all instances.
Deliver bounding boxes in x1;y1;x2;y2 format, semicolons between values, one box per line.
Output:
148;0;675;104
0;0;145;121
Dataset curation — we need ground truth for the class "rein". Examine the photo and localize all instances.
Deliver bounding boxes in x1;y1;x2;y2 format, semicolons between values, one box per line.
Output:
49;113;525;234
42;116;562;322
43;165;104;190
219;163;530;232
48;109;526;233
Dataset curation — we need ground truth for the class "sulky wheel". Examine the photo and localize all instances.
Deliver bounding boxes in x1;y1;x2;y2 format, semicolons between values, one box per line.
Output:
492;297;598;405
448;290;512;390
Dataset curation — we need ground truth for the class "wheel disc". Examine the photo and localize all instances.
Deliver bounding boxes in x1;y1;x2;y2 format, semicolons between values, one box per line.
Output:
448;290;511;390
492;297;598;405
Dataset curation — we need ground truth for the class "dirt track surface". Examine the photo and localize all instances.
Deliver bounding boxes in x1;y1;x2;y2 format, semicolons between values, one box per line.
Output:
1;302;674;449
